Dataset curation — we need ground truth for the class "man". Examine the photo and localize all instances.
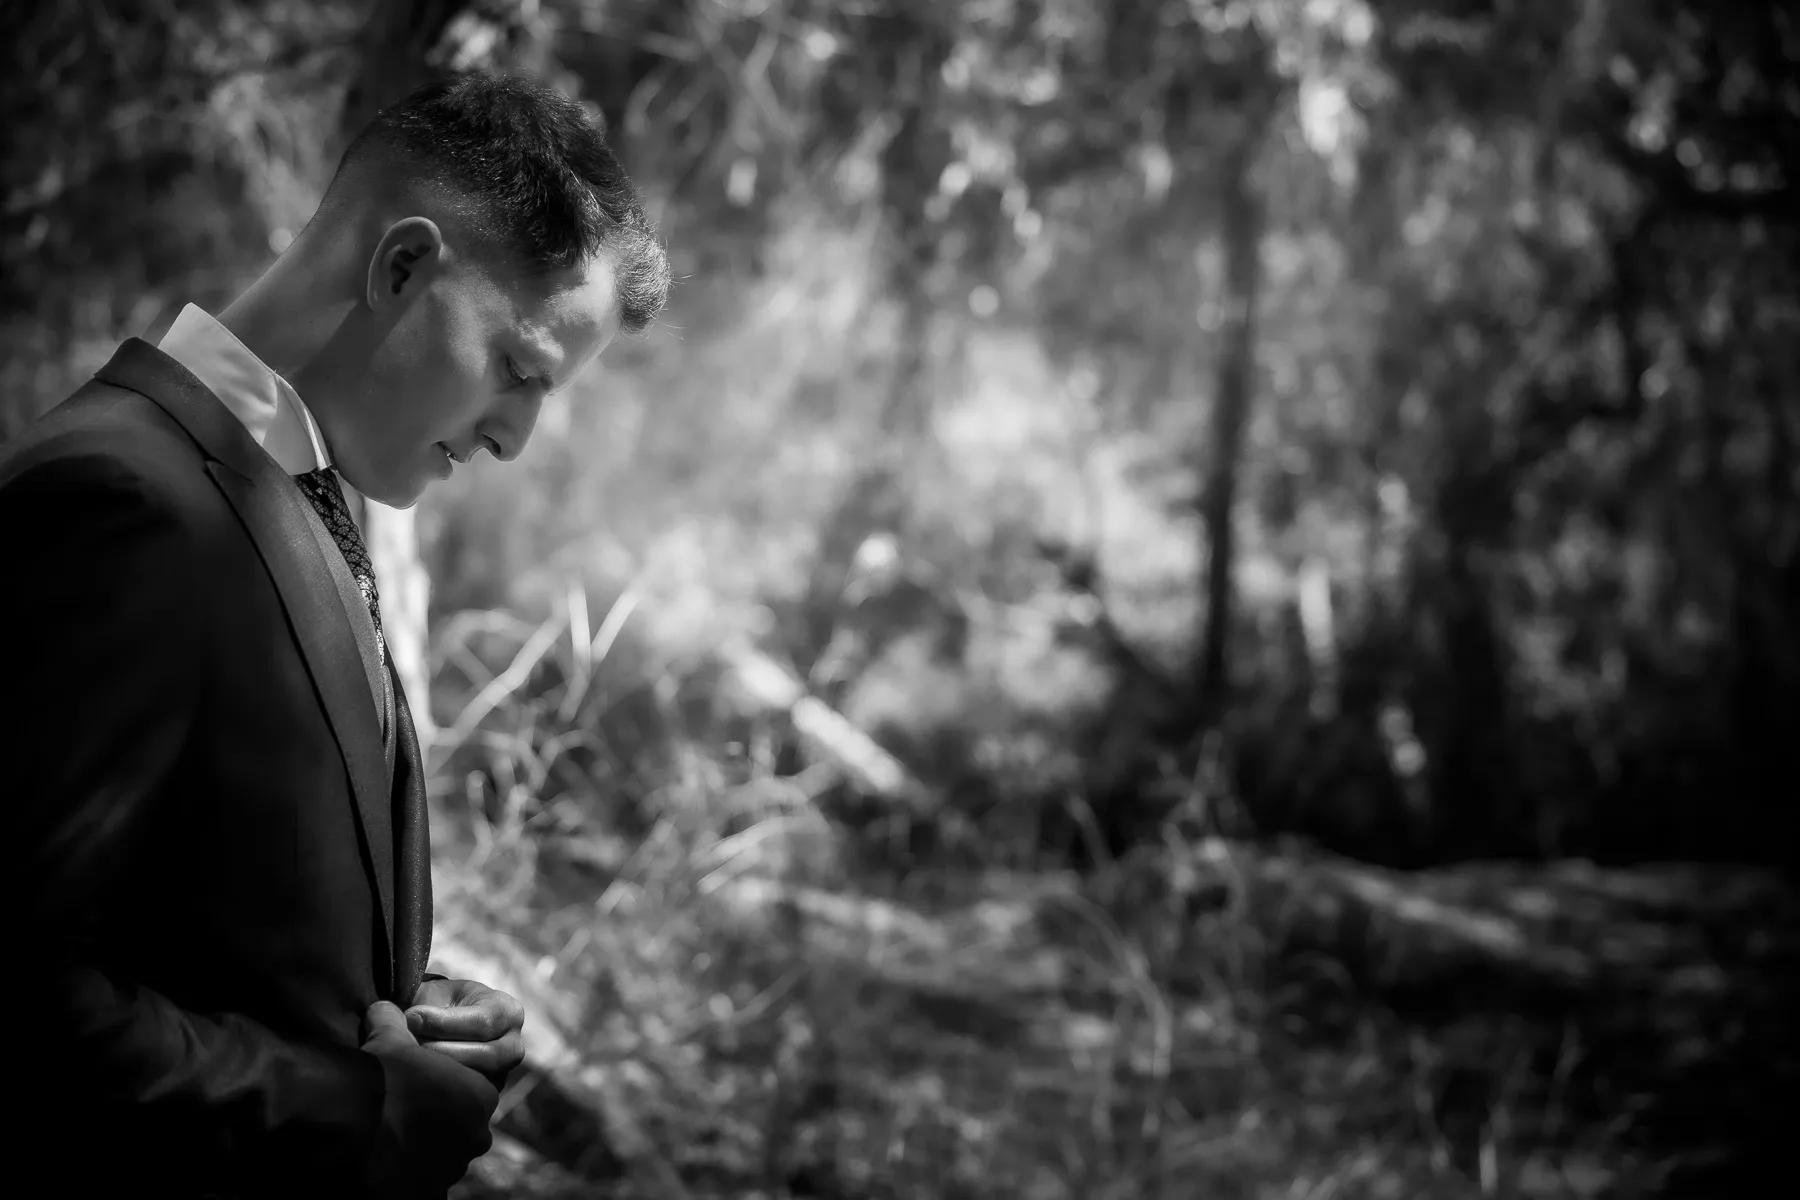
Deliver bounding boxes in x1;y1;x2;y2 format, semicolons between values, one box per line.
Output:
4;73;669;1195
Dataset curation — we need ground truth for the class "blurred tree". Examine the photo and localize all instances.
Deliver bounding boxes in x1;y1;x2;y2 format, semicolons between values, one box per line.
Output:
787;5;957;689
1342;0;1800;862
0;0;360;433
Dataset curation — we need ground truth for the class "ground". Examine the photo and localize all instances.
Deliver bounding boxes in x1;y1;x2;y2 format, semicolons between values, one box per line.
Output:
438;825;1797;1198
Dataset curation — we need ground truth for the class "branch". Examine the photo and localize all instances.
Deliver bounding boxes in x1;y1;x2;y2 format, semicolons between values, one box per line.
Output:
718;638;925;806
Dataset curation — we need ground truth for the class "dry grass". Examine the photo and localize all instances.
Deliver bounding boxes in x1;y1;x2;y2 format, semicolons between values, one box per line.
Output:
422;607;1690;1200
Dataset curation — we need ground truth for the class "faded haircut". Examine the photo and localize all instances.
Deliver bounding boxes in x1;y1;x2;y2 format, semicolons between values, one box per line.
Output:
328;72;670;333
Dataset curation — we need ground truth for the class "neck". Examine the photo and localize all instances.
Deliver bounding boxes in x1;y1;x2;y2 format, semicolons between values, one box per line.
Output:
216;239;360;395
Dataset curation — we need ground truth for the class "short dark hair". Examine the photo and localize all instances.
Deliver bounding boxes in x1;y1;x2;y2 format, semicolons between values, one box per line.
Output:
331;72;670;334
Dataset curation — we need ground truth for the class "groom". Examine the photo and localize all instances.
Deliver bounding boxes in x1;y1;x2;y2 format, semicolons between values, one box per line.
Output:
3;73;668;1196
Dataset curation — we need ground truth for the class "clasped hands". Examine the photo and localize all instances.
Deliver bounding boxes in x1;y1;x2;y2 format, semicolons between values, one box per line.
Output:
402;976;526;1089
357;977;525;1191
373;976;527;1089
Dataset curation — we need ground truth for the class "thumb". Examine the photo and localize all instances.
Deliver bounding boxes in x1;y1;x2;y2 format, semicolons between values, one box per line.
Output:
362;1000;414;1043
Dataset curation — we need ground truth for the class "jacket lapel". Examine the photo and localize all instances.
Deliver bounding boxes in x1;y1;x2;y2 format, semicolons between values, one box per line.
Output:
95;339;398;992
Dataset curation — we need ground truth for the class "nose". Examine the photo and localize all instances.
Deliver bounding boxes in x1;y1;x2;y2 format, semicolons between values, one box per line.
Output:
485;389;543;462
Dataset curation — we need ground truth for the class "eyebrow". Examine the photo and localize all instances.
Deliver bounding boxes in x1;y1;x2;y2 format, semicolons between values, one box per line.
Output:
513;341;558;393
511;347;550;394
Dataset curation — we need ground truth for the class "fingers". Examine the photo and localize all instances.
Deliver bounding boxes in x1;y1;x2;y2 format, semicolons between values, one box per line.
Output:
415;1033;525;1081
362;1000;414;1041
406;977;455;1010
407;1005;495;1042
406;994;525;1043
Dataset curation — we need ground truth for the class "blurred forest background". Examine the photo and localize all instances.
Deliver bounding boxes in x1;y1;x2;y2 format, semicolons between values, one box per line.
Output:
4;1;1797;1197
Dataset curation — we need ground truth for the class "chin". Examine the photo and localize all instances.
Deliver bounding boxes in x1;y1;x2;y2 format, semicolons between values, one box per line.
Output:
340;469;424;512
381;482;428;511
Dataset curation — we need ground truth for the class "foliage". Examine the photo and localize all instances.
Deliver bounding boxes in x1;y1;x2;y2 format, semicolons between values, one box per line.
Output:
7;0;1795;865
432;606;1796;1197
429;0;1797;869
0;0;363;429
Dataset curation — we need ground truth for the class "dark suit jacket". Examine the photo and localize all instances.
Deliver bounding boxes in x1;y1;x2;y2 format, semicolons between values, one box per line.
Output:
4;339;436;1196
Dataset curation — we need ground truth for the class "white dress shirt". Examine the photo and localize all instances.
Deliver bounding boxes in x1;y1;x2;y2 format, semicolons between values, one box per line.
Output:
158;303;333;474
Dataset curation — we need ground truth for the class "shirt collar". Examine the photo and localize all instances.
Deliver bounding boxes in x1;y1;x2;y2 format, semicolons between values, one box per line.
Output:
157;303;332;474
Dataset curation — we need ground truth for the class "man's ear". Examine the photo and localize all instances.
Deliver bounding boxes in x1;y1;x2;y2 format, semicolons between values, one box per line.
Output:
366;217;444;310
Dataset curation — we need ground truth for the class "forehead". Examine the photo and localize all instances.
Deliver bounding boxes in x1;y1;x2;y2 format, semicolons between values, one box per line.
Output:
486;255;622;384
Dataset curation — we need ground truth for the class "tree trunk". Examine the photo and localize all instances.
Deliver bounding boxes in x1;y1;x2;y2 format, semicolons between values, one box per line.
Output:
1195;129;1267;721
790;24;951;689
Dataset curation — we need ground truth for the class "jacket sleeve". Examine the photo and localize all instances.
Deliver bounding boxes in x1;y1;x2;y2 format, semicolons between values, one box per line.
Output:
5;448;387;1194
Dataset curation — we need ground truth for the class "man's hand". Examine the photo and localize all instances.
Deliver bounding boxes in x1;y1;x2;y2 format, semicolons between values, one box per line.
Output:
405;977;526;1089
361;1000;498;1196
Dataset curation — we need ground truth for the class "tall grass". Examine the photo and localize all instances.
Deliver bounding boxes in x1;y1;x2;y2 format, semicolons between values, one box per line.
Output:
431;597;1649;1199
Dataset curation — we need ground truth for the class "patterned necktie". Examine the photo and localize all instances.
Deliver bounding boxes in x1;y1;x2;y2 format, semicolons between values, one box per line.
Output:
293;467;387;669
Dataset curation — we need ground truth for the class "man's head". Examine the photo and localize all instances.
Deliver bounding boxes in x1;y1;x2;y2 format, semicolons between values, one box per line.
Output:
288;73;669;507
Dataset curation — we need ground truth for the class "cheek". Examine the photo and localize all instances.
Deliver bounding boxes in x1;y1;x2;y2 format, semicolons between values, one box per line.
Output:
423;295;495;410
373;298;488;439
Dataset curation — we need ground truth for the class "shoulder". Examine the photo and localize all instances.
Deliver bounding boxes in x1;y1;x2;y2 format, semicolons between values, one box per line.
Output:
0;379;224;538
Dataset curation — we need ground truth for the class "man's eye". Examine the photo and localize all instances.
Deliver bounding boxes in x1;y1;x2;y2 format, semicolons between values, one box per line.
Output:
505;359;527;386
